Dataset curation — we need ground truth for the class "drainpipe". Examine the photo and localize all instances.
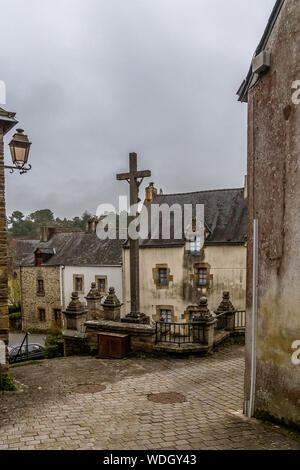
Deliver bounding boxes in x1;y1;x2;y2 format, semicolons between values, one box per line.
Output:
248;219;259;418
60;265;65;309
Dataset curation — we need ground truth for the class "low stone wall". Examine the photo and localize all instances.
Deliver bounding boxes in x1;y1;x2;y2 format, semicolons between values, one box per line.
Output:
62;330;90;357
85;320;156;354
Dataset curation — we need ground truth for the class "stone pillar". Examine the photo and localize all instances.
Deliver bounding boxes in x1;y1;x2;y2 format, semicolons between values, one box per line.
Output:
216;291;235;332
85;282;103;320
102;287;121;322
0;124;8;369
63;292;88;333
192;297;216;347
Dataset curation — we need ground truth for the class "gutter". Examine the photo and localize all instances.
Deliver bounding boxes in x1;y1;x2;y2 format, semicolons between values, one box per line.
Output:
237;0;285;102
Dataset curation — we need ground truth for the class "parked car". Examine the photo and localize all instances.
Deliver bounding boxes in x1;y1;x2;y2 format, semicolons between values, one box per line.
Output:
8;343;45;364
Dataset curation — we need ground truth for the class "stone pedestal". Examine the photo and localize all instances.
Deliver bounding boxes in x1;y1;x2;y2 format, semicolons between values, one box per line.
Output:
85;282;103;320
103;287;121;322
192;297;216;347
62;292;89;356
63;292;88;333
216;291;235;332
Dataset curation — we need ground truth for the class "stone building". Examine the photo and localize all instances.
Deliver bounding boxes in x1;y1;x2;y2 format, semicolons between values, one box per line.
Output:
123;184;247;323
20;224;123;331
238;0;300;428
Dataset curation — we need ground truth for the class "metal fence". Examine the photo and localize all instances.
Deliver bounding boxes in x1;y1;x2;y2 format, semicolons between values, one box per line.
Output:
155;310;246;346
234;310;246;330
155;322;206;346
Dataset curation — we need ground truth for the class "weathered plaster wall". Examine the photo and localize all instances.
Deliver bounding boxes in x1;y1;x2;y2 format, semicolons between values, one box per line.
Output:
245;0;300;428
123;245;246;322
63;265;122;308
21;266;61;331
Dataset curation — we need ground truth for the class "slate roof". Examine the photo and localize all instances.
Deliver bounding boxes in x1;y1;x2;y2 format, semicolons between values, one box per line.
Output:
139;187;247;248
13;239;39;267
20;232;124;267
237;0;285;102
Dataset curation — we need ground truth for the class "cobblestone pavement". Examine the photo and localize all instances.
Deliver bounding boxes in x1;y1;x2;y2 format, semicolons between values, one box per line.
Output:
0;345;299;450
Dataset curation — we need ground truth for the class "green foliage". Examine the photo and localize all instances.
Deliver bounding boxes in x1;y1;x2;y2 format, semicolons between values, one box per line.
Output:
44;327;64;359
1;373;16;391
8;209;93;239
8;277;21;308
9;311;21;320
89;346;98;356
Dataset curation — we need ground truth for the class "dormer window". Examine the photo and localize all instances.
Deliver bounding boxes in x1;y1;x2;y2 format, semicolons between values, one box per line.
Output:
34;248;54;266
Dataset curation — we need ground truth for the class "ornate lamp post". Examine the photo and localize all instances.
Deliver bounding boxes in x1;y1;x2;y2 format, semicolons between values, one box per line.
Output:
0;108;32;368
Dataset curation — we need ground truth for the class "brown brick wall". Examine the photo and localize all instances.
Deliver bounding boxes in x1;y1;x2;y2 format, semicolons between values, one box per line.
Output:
0;124;9;348
21;266;62;331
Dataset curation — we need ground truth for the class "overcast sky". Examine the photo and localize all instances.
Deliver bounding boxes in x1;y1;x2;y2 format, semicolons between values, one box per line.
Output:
1;0;275;219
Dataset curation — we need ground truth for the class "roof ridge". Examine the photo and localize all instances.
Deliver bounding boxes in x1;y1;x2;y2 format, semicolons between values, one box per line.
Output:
154;187;244;198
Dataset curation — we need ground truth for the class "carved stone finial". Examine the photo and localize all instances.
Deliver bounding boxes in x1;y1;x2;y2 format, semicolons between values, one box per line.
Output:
193;296;215;323
65;292;86;315
216;291;235;314
85;282;101;301
103;287;121;309
102;287;121;321
63;291;88;332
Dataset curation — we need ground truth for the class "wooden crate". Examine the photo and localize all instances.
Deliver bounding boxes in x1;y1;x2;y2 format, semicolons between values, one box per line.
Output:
98;332;130;359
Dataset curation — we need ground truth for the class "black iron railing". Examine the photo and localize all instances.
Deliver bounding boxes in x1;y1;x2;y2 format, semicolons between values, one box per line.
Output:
155;310;246;346
11;332;30;364
155;322;206;346
234;310;246;330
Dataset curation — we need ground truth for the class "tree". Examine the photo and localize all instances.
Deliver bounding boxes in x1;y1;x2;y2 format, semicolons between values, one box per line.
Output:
29;209;54;225
9;211;24;224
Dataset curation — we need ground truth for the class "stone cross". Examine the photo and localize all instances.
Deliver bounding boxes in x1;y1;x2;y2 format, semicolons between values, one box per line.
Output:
116;153;151;324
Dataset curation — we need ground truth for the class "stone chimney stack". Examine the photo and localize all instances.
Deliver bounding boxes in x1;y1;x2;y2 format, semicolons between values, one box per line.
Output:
145;182;157;203
85;217;98;234
40;226;56;242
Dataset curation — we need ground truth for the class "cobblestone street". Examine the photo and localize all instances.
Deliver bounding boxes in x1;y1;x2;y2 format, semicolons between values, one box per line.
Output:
0;345;299;450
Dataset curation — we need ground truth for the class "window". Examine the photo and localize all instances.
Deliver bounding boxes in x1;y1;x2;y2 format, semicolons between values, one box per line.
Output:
37;279;44;294
74;275;84;293
189;311;197;322
190;237;201;254
160;310;172;323
96;277;107;294
158;268;168;286
38;308;46;322
197;268;207;287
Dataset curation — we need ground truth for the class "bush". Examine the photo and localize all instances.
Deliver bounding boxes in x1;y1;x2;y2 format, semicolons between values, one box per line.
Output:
9;311;22;331
44;327;64;359
1;372;16;391
9;311;22;320
9;305;20;314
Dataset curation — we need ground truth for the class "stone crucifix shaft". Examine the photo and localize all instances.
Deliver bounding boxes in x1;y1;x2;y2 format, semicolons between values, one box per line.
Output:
116;153;151;316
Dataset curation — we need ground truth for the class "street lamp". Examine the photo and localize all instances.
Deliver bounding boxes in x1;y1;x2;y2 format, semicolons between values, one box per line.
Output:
7;128;32;174
0;107;32;372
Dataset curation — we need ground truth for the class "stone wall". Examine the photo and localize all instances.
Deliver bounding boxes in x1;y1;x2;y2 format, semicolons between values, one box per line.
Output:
21;266;62;331
245;0;300;429
0;125;9;357
85;320;156;354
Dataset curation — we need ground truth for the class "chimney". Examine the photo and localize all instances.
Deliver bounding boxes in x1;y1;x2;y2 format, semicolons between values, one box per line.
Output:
85;217;98;233
40;226;56;242
145;182;157;203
